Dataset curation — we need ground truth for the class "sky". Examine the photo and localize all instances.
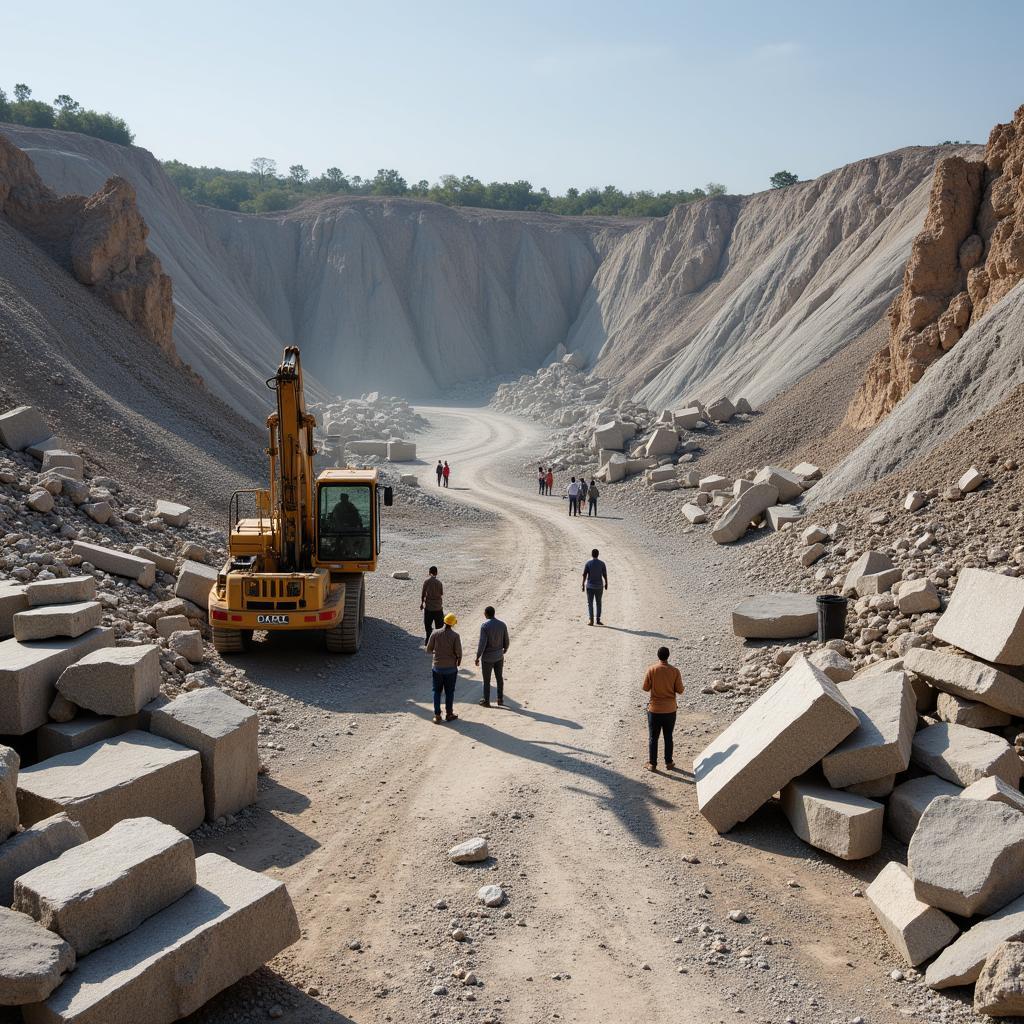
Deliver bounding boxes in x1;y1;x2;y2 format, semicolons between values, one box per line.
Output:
4;0;1023;196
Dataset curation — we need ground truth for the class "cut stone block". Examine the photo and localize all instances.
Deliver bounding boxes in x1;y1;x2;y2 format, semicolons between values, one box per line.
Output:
347;439;389;456
40;451;83;479
936;692;1012;728
905;490;927;512
765;504;803;530
150;689;258;821
0;906;75;1005
155;614;190;638
958;466;985;493
130;546;175;574
802;525;829;545
682;503;708;525
592;422;624;451
753;465;803;503
0;813;87;906
699;474;731;492
14;817;196;957
26;438;62;461
57;644;161;717
154;501;190;527
807;648;855;682
168;630;203;664
643;426;680;458
646;466;677;483
780;776;883;860
844;551;895;596
909;795;1024;916
71;542;156;589
174;560;218;608
712;483;779;543
0;582;28;639
0;745;18;844
933;568;1024;666
887;775;963;844
706;397;735;422
846;774;895;798
821;671;917;788
905;647;1024;715
36;714;141;760
0;406;50;452
386;439;416;461
961;776;1024;810
792;462;821;481
16;731;204;838
14;602;102;643
975;940;1024;1015
898;578;941;614
651;479;680;492
911;722;1023;789
866;862;958;967
0;628;114;735
694;656;859;833
674;407;703;429
856;568;903;596
801;543;827;566
22;853;299;1024
927;892;1024;989
25;578;96;608
732;593;818;639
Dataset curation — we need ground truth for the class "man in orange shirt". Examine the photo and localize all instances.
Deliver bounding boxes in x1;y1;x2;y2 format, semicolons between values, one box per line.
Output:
642;646;684;772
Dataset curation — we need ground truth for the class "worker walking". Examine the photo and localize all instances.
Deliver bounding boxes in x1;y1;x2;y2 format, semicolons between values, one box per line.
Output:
545;468;554;495
538;466;546;495
442;461;451;487
582;547;608;625
567;476;581;516
578;479;589;508
435;460;444;486
475;605;510;707
420;565;445;643
643;646;684;772
426;613;462;723
587;478;600;516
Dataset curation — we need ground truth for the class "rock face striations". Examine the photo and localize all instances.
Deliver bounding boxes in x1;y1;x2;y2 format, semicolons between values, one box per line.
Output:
848;105;1024;428
0;133;174;358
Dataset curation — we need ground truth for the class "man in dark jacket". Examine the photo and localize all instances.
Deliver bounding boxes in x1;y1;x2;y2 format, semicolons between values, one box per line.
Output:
474;605;510;707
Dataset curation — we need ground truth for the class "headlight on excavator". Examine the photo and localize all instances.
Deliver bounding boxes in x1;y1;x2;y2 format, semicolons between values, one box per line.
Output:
287;581;302;597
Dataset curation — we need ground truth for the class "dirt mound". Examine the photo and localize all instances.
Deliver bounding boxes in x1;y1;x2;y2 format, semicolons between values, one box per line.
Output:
0;132;173;355
849;104;1024;427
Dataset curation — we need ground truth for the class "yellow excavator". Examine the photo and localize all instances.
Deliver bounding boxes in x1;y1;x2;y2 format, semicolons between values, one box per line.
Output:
209;346;392;654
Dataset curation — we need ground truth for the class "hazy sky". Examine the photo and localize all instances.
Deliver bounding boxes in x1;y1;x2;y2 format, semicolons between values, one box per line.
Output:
5;0;1023;196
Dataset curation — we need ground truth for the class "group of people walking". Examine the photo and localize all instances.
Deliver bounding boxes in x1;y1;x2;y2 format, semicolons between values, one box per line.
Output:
435;460;451;487
537;467;554;495
537;467;600;516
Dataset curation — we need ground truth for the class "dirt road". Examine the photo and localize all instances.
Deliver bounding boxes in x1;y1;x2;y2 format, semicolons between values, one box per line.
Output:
190;407;928;1024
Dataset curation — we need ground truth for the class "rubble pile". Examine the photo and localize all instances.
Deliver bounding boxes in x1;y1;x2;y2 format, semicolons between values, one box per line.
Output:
0;404;300;1019
312;391;428;466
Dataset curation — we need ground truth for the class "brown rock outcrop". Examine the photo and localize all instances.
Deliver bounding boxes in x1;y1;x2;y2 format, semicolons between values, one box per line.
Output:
848;105;1024;427
0;132;174;357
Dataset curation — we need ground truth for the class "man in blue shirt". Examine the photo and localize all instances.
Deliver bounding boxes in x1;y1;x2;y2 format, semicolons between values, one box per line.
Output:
582;548;608;626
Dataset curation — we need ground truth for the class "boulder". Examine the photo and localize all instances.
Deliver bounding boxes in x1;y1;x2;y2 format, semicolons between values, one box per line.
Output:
801;543;827;566
904;490;928;512
712;483;779;543
0;813;87;906
16;731;204;838
699;474;731;492
792;462;821;481
82;502;111;525
476;884;505;908
887;775;963;844
975;941;1024;1016
26;438;63;461
909;796;1024;916
958;466;986;493
155;614;190;638
0;745;18;844
731;593;818;639
150;689;258;821
130;546;176;574
905;647;1024;716
25;578;96;608
40;451;83;480
643;426;679;458
843;551;895;596
13;603;102;644
27;491;54;514
801;525;829;545
866;861;959;967
71;542;156;588
168;630;203;664
856;568;903;596
57;645;161;717
23;853;300;1024
674;407;703;429
936;692;1011;729
765;505;803;530
706;397;736;422
694;656;858;833
0;406;50;453
897;578;941;614
780;777;883;859
807;648;854;682
682;504;708;525
961;776;1024;811
911;722;1022;788
820;671;916;788
592;422;624;452
0;906;75;1005
933;568;1024;665
926;893;1024;989
14;817;196;957
753;466;804;503
174;560;218;608
735;398;754;414
449;838;489;863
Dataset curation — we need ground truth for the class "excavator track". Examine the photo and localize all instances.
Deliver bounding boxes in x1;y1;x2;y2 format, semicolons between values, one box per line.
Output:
326;573;365;653
212;626;252;654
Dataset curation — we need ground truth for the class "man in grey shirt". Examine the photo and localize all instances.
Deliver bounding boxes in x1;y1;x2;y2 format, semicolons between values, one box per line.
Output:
475;605;510;707
582;547;608;625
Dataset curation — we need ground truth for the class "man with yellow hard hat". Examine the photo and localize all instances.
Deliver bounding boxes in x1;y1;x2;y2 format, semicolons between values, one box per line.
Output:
426;612;462;723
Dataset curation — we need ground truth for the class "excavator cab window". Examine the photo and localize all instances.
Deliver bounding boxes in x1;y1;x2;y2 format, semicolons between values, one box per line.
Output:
317;485;373;561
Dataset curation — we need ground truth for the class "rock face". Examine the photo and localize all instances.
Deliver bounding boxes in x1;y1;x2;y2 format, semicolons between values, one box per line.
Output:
0;133;174;356
848;105;1024;427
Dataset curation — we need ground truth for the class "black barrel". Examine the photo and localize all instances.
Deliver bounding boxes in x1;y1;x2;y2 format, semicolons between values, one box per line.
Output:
816;594;848;643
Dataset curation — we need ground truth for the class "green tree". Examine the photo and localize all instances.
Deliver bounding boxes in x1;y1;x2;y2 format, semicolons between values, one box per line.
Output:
13;84;31;102
250;156;277;184
769;170;799;189
289;164;309;184
53;94;81;115
253;188;291;213
705;182;727;196
370;168;408;196
0;89;9;122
